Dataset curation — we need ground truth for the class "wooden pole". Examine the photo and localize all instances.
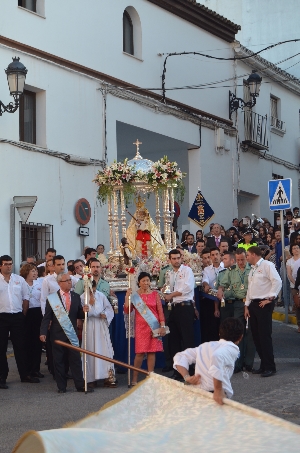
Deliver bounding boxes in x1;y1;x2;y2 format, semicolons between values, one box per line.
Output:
54;340;149;376
128;276;131;388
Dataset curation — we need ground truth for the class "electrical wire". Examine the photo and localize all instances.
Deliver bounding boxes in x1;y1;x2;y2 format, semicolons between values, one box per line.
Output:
161;39;300;101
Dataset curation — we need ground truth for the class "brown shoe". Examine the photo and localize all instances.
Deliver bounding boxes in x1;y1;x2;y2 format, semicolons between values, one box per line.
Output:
88;381;97;388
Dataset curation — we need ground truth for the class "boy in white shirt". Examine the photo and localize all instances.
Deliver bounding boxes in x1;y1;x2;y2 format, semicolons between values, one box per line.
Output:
173;317;244;405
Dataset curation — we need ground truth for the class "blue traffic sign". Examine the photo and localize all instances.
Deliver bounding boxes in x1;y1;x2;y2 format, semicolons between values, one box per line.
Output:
268;179;292;211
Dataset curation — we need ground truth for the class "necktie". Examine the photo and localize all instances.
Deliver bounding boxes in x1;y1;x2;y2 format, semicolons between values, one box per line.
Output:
215;237;220;247
64;292;71;313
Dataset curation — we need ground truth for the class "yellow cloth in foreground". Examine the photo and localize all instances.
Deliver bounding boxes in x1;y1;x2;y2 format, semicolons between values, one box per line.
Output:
13;374;300;453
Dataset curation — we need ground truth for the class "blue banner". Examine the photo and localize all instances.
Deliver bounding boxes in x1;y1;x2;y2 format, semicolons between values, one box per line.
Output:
188;190;214;228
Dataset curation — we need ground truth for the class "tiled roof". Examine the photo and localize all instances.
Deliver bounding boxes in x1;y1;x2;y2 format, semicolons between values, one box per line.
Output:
182;0;241;31
147;0;241;42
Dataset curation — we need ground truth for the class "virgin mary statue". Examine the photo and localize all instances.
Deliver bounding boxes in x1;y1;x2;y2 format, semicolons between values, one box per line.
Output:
126;196;166;259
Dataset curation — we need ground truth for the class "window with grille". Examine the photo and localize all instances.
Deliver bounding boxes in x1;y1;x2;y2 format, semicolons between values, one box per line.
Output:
18;0;36;13
20;222;53;262
272;173;284;180
270;96;278;119
19;90;36;144
123;11;134;55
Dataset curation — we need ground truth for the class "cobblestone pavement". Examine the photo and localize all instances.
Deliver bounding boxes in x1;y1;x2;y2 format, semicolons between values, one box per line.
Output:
1;321;300;453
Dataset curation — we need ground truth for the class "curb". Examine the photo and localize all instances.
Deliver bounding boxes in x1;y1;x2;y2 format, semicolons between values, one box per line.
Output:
272;311;297;325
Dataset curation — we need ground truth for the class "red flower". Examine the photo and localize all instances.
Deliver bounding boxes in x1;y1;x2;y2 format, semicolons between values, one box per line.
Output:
126;267;135;274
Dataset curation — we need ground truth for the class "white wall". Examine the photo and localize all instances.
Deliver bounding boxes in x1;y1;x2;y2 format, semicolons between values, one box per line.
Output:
1;0;235;120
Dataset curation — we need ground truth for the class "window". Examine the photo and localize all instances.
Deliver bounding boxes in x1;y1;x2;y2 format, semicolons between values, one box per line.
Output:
270;95;285;133
270;95;278;119
18;0;36;13
19;90;36;144
20;222;54;262
122;7;142;59
123;11;134;55
272;173;284;180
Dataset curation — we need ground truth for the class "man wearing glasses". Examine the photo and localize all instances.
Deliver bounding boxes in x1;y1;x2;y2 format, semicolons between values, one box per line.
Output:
40;272;92;393
0;255;39;389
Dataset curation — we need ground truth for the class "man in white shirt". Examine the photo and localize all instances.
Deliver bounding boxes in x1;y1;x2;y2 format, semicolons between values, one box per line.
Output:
37;247;56;268
174;317;244;405
0;255;39;388
201;247;224;343
163;249;196;380
245;246;282;377
40;255;66;315
73;259;85;284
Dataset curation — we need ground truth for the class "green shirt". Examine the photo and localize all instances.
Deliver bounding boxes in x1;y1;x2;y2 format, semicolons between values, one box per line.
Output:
158;265;172;288
74;278;110;298
220;263;251;300
216;266;235;300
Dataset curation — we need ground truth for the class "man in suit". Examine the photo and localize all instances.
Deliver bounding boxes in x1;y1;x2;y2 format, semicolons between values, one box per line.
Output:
183;233;197;253
40;273;92;393
206;223;229;250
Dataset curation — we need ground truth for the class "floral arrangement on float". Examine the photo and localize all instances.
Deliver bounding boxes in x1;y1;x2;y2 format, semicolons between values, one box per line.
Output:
181;250;202;274
94;156;186;205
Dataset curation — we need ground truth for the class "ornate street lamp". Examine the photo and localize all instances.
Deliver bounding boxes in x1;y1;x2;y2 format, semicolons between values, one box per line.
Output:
229;70;262;120
0;57;28;116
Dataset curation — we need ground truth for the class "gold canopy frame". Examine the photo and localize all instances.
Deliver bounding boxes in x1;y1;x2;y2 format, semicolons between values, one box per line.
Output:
106;142;177;260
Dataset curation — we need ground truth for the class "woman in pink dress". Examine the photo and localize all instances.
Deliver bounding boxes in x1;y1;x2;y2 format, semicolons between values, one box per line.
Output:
124;272;166;384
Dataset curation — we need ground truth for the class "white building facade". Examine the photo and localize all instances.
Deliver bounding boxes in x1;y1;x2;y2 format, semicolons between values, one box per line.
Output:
0;0;299;268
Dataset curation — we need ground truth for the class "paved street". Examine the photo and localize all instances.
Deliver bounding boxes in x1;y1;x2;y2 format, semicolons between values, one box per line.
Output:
1;321;300;453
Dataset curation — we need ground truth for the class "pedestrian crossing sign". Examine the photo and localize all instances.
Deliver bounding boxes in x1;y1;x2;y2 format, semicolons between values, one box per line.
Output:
268;178;292;211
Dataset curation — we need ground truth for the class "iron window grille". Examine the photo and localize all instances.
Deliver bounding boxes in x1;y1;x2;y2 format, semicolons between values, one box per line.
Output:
20;222;54;262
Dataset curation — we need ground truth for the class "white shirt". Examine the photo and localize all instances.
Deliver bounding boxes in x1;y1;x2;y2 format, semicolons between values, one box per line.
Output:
0;273;29;314
170;265;195;303
37;262;46;268
286;257;300;288
40;273;59;315
27;280;42;309
173;339;239;398
202;263;224;288
245;258;282;306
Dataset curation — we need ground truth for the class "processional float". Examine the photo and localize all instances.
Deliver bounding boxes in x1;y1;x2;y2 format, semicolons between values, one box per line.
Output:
94;140;201;387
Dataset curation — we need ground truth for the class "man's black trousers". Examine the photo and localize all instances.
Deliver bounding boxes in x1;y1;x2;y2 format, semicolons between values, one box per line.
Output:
0;312;28;381
168;304;195;362
249;300;276;372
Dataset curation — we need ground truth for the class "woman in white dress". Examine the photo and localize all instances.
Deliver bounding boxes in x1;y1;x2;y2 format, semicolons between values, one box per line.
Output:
81;281;116;388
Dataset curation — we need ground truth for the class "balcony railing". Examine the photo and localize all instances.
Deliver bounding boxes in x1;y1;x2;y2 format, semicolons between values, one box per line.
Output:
242;111;269;150
270;116;286;134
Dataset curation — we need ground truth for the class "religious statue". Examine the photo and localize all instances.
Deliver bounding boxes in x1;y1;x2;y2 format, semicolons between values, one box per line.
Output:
120;237;134;266
126;196;167;259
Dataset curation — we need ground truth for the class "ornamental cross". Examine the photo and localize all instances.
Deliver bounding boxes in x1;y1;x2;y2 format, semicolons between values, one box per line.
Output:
133;139;142;153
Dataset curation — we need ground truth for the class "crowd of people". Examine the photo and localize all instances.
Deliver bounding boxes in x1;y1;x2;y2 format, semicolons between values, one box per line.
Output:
1;208;299;404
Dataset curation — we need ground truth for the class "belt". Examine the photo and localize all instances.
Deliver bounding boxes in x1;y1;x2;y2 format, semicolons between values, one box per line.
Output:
173;301;193;307
251;298;266;303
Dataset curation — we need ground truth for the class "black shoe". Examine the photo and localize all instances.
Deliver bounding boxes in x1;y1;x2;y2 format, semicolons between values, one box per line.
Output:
0;381;8;389
244;365;253;372
261;370;276;377
169;373;183;381
252;368;264;374
58;389;66;393
234;367;242;374
76;387;94;393
162;365;173;372
32;371;44;378
21;376;40;383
